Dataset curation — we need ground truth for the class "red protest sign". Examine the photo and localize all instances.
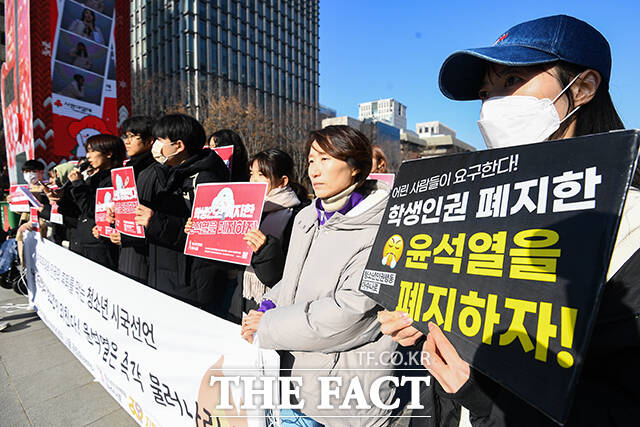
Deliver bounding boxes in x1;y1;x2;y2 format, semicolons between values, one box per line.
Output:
95;187;115;238
30;207;39;232
9;185;30;212
111;167;145;238
185;182;268;265
212;145;234;172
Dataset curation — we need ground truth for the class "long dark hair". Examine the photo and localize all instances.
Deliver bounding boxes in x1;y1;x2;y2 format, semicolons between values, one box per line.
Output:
209;129;249;181
250;148;308;202
551;62;638;187
85;134;126;169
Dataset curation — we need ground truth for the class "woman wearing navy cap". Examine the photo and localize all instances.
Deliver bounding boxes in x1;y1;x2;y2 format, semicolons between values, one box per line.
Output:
379;15;640;426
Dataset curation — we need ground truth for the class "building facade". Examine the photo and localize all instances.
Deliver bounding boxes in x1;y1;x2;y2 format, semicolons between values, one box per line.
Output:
358;98;407;129
416;121;475;158
130;0;319;125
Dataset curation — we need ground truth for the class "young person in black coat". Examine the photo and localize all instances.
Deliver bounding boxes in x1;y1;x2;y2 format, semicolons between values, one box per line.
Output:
67;134;125;269
133;114;231;315
97;116;159;283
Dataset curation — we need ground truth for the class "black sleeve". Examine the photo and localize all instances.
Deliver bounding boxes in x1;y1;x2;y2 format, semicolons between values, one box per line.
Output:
250;234;286;287
69;179;96;217
439;368;494;421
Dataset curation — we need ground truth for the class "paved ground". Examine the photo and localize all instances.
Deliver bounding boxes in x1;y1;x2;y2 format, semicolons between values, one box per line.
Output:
0;286;137;427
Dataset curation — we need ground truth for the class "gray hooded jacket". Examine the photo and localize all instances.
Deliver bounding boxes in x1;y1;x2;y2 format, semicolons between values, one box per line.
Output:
257;181;397;426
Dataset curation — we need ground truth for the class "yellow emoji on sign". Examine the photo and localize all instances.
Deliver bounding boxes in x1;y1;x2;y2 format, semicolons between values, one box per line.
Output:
381;234;403;269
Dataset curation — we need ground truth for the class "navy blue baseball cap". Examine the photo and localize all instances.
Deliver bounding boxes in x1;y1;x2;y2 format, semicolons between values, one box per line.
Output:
439;15;611;100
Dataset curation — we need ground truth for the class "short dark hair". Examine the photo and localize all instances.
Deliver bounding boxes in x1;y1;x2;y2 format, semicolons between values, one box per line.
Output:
306;125;372;186
22;160;45;172
85;134;126;168
209;129;249;181
121;116;154;140
154;114;206;155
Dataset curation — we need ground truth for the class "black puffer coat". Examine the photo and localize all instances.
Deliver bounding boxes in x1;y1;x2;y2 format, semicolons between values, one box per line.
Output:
144;149;231;313
117;151;159;283
68;169;119;269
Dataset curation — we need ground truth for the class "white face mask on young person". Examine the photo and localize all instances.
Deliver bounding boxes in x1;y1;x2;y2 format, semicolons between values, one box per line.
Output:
477;73;582;149
23;171;40;185
151;140;179;165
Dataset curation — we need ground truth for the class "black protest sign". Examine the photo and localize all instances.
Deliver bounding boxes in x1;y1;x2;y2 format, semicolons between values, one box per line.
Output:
360;131;639;423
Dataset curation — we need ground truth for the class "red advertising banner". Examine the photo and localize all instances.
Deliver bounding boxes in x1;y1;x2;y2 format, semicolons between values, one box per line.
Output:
30;207;39;231
111;167;144;238
95;187;115;237
368;173;395;188
212;145;234;171
9;185;30;212
185;182;268;265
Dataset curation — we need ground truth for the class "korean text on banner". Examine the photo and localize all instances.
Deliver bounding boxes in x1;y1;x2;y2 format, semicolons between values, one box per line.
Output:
111;166;144;238
23;233;279;427
95;187;115;237
359;130;640;424
212;145;234;172
185;182;268;266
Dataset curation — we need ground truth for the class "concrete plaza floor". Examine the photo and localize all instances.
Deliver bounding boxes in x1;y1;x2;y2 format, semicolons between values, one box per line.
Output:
0;286;137;427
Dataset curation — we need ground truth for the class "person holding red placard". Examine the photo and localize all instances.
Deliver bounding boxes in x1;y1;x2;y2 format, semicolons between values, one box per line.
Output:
240;126;396;426
66;134;125;269
135;114;231;313
103;116;159;284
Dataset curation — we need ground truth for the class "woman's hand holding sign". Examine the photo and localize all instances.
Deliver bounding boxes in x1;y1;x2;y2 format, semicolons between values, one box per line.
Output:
377;310;424;346
241;310;264;344
134;204;154;227
378;310;470;393
423;322;470;394
243;229;267;253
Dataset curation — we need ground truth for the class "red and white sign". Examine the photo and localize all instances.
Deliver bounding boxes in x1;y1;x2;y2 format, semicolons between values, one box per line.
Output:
9;185;30;212
111;166;144;238
95;187;115;238
212;145;234;171
30;207;39;231
185;182;268;265
50;202;63;225
368;173;395;188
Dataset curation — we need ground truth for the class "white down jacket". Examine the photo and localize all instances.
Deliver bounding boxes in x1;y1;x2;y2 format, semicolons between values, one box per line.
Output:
257;180;398;426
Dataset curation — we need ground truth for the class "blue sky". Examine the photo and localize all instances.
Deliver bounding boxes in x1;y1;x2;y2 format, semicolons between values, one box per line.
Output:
318;0;640;149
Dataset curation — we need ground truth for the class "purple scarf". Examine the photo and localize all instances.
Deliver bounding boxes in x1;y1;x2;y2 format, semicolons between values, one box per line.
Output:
315;190;365;225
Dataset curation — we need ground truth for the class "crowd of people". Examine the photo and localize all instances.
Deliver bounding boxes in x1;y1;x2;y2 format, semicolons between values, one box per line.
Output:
1;13;638;427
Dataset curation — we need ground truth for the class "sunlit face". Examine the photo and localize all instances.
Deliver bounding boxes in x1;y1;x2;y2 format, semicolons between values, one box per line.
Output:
382;235;404;269
249;160;272;192
86;147;111;170
308;141;358;199
208;136;217;149
123;132;149;157
478;64;570;119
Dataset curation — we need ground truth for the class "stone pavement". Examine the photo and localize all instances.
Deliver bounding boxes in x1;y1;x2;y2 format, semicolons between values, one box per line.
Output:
0;286;137;427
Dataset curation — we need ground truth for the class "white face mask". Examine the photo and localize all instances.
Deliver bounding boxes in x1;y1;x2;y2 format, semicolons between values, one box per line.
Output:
477;73;582;149
151;140;179;165
23;171;40;185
